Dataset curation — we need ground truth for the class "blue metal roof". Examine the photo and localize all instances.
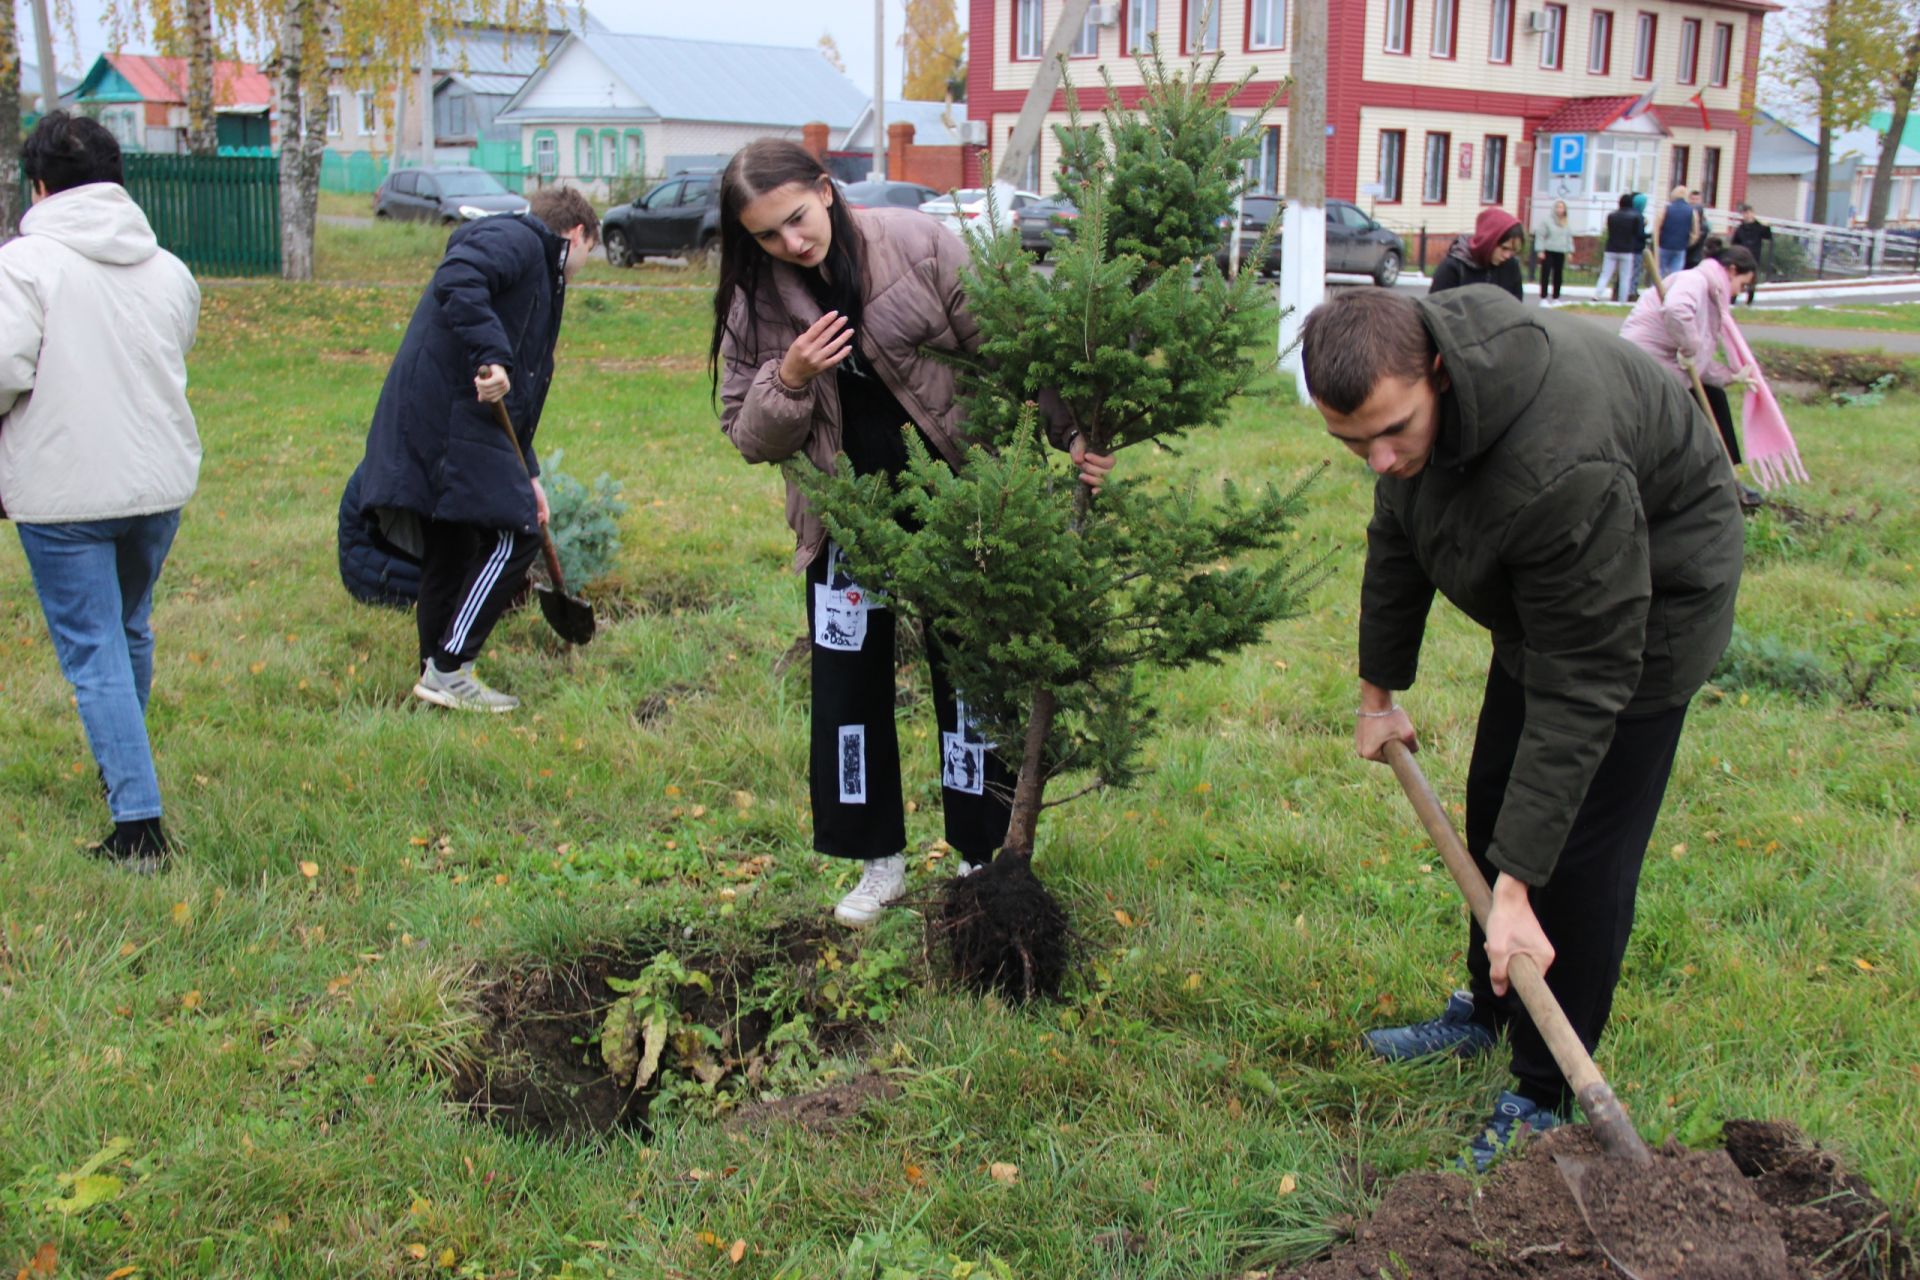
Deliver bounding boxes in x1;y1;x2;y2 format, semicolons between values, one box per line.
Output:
515;32;868;128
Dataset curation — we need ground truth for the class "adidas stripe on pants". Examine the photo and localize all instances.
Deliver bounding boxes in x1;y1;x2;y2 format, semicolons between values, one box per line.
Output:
416;521;540;670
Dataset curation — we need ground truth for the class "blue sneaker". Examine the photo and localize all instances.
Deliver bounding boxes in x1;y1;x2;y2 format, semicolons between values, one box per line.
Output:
1365;990;1497;1062
1464;1090;1566;1172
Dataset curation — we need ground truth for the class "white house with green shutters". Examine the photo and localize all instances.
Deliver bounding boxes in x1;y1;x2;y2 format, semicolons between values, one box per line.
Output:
493;31;868;202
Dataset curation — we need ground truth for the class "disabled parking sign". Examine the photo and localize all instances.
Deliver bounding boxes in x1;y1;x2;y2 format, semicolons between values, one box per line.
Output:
1550;134;1586;176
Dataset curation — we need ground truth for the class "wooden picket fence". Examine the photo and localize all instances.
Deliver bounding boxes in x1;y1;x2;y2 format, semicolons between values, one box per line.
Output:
12;153;281;277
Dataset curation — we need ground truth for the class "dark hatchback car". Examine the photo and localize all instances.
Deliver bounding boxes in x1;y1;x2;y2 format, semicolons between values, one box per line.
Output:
373;167;529;223
601;171;721;267
841;179;942;210
1016;195;1078;258
1216;196;1403;286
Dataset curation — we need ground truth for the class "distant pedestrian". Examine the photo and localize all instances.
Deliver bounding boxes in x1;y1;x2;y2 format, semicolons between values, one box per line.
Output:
1532;200;1573;303
1684;189;1713;270
1628;193;1651;298
1730;204;1771;304
1658;184;1697;280
1592;193;1642;302
0;112;201;872
1429;208;1525;300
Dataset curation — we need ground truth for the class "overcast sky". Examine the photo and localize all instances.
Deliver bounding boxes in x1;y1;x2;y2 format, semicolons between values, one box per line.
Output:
21;0;948;99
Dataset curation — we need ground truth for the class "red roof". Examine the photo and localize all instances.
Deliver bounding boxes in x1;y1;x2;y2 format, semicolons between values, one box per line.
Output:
1534;96;1640;135
108;54;273;109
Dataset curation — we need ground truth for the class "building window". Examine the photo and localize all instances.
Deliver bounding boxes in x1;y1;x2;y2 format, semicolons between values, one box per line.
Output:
1588;10;1612;74
624;131;644;175
1015;0;1045;59
1246;123;1283;192
602;130;618;177
1709;21;1732;86
446;94;469;138
1424;131;1450;202
358;90;380;135
1632;12;1656;79
1702;146;1721;206
1669;144;1689;190
1384;0;1411;51
1071;4;1101;54
1489;0;1512;61
1481;134;1506;203
534;132;557;177
1125;0;1159;52
1431;0;1457;56
326;93;341;136
1539;3;1565;68
1677;18;1699;83
575;130;595;178
1249;0;1287;48
1187;0;1221;50
1379;129;1405;201
1022;146;1042;192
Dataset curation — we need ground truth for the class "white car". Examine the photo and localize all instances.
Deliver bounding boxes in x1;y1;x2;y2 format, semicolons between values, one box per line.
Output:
918;187;1042;240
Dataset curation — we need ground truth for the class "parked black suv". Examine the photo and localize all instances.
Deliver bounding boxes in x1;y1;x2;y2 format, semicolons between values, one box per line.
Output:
373;167;529;223
601;171;720;266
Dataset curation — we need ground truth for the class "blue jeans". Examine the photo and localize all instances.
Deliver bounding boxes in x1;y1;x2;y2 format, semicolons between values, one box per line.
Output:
1657;248;1687;281
16;511;183;823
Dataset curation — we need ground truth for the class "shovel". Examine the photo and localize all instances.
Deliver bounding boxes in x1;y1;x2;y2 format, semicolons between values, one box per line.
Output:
1640;249;1729;457
1381;741;1789;1280
490;400;596;646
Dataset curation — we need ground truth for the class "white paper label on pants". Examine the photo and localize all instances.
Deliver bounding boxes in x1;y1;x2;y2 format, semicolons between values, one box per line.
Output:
814;544;880;652
839;725;867;803
941;697;988;796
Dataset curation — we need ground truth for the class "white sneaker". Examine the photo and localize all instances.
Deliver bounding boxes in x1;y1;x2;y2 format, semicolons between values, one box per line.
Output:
413;660;520;713
956;860;983;878
834;854;906;926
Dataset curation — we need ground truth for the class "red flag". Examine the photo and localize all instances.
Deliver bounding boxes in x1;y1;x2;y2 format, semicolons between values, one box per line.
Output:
1688;90;1711;131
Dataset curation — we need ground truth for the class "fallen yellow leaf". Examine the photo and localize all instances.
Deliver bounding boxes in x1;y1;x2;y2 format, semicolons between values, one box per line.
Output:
299;861;319;879
1184;972;1203;991
409;1197;430;1217
105;1268;138;1280
904;1163;927;1188
170;902;191;927
1854;958;1876;972
27;1243;57;1275
437;1247;457;1268
732;789;754;809
1279;1173;1298;1195
728;1239;747;1264
180;990;201;1010
988;1162;1019;1185
404;1243;427;1260
1113;909;1135;928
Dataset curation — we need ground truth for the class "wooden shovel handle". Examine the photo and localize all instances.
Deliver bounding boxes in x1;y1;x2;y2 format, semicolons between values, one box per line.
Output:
488;399;570;593
1383;739;1652;1165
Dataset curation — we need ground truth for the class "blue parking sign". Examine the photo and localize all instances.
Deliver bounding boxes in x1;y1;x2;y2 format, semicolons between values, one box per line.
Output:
1550;134;1586;176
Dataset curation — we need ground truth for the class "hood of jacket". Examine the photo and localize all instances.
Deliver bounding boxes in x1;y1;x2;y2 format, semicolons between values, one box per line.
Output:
1415;285;1550;471
19;183;159;266
1467;207;1523;265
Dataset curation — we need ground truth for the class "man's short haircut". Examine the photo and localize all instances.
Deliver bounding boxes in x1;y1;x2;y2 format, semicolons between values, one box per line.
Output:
1670;184;1688;199
1299;290;1436;415
528;186;600;247
21;111;124;195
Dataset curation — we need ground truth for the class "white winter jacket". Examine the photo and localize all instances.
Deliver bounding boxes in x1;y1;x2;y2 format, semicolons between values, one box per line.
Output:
0;183;201;522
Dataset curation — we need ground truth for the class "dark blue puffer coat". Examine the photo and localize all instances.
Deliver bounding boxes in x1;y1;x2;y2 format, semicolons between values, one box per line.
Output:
355;213;569;534
338;463;420;607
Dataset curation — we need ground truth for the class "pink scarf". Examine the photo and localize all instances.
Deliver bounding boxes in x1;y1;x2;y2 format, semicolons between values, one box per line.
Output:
1718;301;1809;491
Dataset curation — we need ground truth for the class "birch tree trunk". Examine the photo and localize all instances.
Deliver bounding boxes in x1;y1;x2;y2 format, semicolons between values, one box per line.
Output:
186;0;219;156
275;0;334;280
1;0;22;244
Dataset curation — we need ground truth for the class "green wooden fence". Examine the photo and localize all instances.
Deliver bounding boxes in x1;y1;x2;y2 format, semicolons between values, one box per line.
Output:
121;154;281;277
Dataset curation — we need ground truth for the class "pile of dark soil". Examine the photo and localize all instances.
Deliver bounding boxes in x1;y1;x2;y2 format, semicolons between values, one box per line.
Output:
933;853;1072;1002
1283;1121;1909;1280
449;925;882;1142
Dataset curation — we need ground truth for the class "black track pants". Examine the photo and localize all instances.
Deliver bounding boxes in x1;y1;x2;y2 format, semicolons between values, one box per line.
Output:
415;521;540;669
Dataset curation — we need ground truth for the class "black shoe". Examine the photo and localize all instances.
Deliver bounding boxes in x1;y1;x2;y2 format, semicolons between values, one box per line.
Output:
1739;484;1766;511
89;819;172;875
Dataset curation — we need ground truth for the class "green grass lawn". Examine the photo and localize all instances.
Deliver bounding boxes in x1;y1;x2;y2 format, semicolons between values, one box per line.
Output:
314;214;712;291
1;277;1915;1279
1559;299;1920;333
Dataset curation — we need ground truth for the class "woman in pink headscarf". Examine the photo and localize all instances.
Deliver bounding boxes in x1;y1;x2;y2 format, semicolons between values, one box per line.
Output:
1427;207;1525;300
1619;244;1764;505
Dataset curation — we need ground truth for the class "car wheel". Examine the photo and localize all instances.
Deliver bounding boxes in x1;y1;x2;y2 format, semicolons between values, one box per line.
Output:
1032;246;1049;263
1373;251;1401;288
374;207;391;219
604;228;633;268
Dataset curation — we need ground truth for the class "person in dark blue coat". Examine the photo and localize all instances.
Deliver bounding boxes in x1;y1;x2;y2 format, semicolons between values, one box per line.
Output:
354;186;599;712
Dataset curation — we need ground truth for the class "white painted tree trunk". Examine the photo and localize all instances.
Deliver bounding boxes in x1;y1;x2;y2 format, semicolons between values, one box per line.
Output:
1278;0;1328;403
186;0;219;156
275;0;333;280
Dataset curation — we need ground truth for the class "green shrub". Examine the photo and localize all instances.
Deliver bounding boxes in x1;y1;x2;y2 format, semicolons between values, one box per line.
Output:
1711;625;1834;699
541;449;629;585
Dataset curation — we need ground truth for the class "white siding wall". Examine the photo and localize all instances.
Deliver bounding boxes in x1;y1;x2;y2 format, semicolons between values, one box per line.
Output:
1357;106;1528;235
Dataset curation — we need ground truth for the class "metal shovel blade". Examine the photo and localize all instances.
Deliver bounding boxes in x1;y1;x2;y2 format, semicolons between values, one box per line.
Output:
536;583;596;646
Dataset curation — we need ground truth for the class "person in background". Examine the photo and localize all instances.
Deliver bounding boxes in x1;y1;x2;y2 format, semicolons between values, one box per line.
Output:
0;112;201;872
1532;200;1573;305
1684;189;1713;270
1730;204;1772;305
353;188;599;713
1592;193;1642;303
1628;193;1651;300
1428;208;1525;299
1658;185;1697;280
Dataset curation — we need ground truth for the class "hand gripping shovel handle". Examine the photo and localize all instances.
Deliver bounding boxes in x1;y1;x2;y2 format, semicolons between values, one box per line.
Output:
489;399;570;593
1382;740;1652;1166
1641;249;1729;460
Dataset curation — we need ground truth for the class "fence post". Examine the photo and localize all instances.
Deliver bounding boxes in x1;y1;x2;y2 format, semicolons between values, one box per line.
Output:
1419;225;1428;272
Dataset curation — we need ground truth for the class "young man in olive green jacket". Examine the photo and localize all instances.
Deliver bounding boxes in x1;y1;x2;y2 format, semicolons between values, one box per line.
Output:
1301;284;1743;1170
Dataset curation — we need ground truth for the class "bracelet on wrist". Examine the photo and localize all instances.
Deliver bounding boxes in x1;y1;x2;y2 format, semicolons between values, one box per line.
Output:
1356;705;1401;719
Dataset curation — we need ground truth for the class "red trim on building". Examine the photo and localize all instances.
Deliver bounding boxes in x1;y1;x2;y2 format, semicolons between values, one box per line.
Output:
1731;9;1763;206
1328;0;1370;198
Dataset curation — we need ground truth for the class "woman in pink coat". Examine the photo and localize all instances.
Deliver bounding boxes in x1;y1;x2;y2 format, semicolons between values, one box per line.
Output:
1618;244;1763;505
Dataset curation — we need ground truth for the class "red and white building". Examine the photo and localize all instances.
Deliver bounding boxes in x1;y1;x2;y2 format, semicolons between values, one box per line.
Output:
965;0;1772;237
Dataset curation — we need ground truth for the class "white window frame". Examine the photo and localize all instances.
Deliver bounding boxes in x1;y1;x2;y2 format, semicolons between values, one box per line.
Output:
1249;0;1287;49
1127;0;1159;52
1016;0;1046;60
1244;123;1283;193
1071;5;1102;53
602;132;618;178
1709;21;1732;87
1633;12;1655;79
357;90;378;136
1379;129;1405;201
1588;10;1611;73
1678;18;1699;83
1384;0;1410;52
1481;134;1505;203
325;93;342;136
534;134;558;177
1424;131;1449;203
1489;0;1512;61
1188;0;1222;51
1539;3;1565;68
1431;0;1456;56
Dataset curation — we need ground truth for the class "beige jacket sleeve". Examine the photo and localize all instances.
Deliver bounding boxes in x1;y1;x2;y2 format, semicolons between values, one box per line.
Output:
717;295;816;465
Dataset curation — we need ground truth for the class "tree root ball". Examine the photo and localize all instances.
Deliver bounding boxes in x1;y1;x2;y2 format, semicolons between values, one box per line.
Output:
935;853;1071;1001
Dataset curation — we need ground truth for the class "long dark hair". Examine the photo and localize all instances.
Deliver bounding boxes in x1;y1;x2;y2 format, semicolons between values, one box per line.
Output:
1706;243;1757;277
708;139;863;398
